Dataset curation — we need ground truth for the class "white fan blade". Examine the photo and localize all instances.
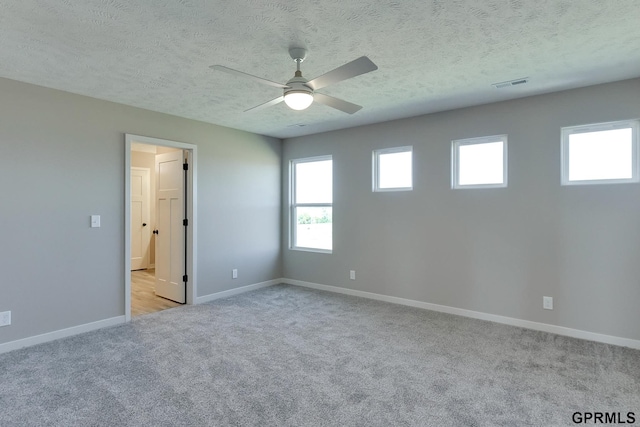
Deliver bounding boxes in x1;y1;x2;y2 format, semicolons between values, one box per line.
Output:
307;56;378;91
244;96;284;112
210;65;289;89
313;93;362;114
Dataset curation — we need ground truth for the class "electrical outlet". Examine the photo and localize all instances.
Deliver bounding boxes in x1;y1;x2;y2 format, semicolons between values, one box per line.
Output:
0;311;11;327
232;269;238;279
543;296;553;310
350;270;356;280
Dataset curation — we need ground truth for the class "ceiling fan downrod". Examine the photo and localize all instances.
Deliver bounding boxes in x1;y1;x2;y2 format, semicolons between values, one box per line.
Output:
284;47;314;110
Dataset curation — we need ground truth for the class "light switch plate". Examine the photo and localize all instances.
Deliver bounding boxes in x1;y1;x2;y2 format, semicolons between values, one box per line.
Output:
91;215;101;228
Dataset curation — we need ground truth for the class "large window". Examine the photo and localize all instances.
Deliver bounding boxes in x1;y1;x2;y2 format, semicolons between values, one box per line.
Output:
373;146;413;191
452;135;507;189
290;156;333;252
561;120;639;185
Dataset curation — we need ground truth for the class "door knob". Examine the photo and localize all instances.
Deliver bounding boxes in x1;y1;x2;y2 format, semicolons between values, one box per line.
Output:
153;230;159;235
142;223;147;227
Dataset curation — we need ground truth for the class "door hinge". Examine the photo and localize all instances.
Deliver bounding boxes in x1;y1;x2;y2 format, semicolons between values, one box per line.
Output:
183;218;188;226
183;162;189;171
183;274;188;283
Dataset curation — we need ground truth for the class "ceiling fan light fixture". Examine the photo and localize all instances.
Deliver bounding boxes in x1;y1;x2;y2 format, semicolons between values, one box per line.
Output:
284;91;314;110
212;48;377;114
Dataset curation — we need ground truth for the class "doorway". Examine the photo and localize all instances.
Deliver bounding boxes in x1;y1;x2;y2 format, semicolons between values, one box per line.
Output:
131;269;181;316
125;134;197;321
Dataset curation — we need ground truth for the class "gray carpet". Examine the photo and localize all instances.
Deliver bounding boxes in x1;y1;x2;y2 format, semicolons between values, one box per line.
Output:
0;284;638;426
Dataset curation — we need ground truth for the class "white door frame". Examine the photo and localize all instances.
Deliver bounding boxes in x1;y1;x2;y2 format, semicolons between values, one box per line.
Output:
124;134;198;321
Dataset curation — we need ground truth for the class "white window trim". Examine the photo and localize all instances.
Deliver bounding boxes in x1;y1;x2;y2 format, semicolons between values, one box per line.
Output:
451;134;508;189
561;119;639;186
289;155;333;254
372;146;413;192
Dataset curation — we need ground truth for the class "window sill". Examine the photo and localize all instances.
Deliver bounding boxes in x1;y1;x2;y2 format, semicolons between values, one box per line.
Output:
289;246;332;254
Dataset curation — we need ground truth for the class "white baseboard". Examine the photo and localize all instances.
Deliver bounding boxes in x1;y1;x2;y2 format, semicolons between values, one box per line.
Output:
3;279;636;355
283;278;640;350
195;278;283;304
0;316;126;355
0;278;282;356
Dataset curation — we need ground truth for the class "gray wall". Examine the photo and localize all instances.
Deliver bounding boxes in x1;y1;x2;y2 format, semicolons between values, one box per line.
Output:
282;78;640;341
0;77;281;345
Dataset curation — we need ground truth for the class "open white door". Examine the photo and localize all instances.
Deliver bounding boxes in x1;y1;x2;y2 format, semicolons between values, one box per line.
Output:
130;168;150;271
155;150;186;303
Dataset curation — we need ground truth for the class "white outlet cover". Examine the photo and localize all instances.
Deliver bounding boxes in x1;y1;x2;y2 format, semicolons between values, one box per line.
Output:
543;296;553;310
0;311;11;326
350;270;356;280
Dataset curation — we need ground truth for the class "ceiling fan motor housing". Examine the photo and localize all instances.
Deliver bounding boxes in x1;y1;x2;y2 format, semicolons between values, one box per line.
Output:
284;75;314;97
283;74;314;110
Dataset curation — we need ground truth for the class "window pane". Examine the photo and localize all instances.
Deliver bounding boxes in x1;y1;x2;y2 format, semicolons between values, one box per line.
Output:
295;160;332;203
568;128;633;181
379;151;412;189
458;141;504;185
295;206;332;250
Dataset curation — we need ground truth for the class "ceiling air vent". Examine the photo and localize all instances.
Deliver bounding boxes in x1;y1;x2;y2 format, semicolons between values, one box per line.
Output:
492;78;529;89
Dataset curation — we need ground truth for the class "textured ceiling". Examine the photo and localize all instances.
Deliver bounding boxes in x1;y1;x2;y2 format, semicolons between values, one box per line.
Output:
1;1;639;139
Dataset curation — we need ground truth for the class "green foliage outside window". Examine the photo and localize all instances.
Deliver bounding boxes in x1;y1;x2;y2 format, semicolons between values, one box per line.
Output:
298;208;332;224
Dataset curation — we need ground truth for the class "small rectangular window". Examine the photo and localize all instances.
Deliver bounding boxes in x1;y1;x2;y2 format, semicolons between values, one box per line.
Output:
373;146;413;191
290;156;332;252
452;135;507;188
561;120;639;185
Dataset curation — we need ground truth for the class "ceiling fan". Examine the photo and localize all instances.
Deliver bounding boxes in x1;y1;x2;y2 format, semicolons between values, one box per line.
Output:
210;47;378;114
